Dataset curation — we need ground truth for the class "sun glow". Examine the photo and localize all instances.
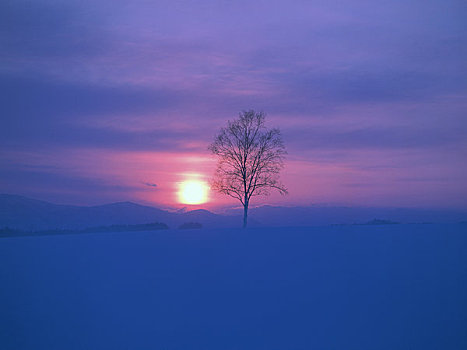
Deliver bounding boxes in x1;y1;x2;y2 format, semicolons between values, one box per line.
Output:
178;180;209;205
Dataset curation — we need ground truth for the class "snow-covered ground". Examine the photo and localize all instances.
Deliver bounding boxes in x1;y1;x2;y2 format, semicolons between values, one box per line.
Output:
1;224;466;350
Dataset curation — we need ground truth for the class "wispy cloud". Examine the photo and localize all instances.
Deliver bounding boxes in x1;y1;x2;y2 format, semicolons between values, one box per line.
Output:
143;182;158;189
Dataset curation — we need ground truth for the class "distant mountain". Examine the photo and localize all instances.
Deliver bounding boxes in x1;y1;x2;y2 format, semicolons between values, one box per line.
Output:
0;194;245;231
2;194;466;231
225;205;467;226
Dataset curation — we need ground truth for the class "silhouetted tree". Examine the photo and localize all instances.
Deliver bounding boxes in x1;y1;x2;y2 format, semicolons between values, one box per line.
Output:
209;110;287;228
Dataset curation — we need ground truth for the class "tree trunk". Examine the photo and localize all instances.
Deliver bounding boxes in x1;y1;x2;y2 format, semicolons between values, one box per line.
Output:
243;201;249;228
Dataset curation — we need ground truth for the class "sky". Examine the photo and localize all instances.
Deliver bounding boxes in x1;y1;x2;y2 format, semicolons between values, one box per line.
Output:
1;0;466;210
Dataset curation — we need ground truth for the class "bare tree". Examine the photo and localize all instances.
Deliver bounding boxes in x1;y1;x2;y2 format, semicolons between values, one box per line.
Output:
209;110;287;228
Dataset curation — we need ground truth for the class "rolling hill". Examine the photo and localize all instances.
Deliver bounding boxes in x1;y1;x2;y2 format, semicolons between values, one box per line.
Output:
0;194;244;230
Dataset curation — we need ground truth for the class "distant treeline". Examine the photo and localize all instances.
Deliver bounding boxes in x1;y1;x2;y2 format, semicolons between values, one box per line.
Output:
0;222;169;237
0;221;205;237
358;219;400;225
331;219;401;226
80;222;170;233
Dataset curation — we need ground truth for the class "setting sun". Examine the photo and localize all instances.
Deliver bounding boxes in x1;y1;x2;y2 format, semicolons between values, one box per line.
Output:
178;180;209;205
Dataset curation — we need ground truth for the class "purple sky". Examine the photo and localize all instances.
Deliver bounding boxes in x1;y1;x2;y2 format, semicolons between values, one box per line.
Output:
1;0;466;209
